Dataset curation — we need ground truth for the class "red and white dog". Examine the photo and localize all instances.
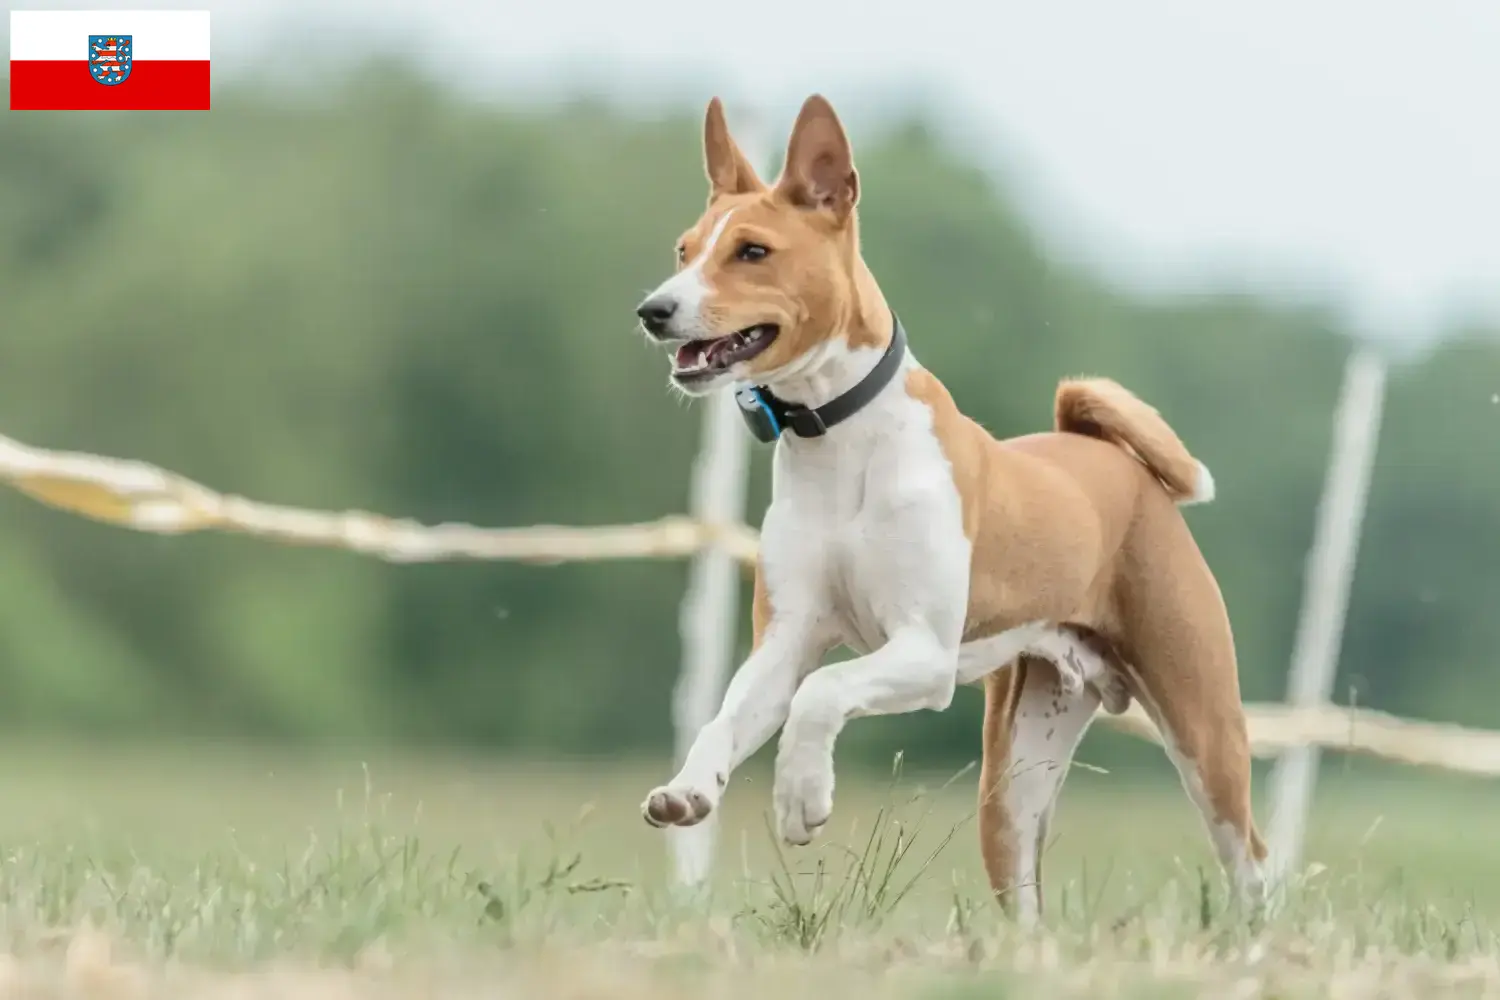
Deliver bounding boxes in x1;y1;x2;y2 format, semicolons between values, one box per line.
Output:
634;95;1266;922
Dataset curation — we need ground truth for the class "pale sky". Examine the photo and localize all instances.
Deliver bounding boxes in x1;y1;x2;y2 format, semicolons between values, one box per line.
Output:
12;0;1500;347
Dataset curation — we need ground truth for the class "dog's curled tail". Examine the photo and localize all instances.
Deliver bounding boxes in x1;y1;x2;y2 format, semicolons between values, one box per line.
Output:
1054;377;1215;506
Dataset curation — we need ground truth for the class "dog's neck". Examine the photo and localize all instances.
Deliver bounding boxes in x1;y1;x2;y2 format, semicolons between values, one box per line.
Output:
759;259;896;411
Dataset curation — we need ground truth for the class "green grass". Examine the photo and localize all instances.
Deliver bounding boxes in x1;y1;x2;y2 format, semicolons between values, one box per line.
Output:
0;741;1495;997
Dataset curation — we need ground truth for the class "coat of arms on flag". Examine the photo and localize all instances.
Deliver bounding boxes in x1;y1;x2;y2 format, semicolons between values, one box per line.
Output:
88;34;133;86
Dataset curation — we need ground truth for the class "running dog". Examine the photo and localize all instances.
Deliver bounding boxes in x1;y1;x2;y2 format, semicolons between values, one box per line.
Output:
632;94;1265;922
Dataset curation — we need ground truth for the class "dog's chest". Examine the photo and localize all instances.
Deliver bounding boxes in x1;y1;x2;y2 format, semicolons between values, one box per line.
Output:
762;384;972;655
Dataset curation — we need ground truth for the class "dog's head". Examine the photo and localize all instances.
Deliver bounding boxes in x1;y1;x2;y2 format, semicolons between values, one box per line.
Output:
636;95;870;397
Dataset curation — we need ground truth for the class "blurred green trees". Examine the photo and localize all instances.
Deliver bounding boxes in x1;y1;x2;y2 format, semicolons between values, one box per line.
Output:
1;69;1496;764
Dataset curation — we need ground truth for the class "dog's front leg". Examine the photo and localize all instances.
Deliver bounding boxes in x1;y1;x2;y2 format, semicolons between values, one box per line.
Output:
773;626;957;845
642;614;821;830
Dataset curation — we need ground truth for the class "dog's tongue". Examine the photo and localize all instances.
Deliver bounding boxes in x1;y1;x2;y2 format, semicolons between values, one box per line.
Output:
676;337;736;370
705;338;733;364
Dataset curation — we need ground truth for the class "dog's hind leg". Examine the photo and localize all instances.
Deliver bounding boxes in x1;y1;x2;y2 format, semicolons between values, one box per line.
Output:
977;655;1100;926
1116;520;1268;914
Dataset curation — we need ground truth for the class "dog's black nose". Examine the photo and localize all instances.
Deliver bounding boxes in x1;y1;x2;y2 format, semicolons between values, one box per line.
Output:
636;296;678;337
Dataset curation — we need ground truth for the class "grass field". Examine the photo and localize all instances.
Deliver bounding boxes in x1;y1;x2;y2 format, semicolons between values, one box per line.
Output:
0;740;1496;998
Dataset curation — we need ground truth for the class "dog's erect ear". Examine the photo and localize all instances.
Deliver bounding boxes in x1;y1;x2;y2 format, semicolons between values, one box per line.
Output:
704;97;764;201
774;94;858;223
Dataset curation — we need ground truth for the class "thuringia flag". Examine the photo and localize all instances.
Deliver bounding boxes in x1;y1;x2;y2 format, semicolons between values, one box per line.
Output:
10;10;211;110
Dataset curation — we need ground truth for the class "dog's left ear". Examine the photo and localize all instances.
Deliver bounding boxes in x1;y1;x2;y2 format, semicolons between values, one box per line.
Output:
775;94;858;223
704;97;765;201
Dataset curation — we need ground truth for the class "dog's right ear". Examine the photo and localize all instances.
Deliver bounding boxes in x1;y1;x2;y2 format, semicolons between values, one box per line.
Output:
774;94;858;224
704;97;764;201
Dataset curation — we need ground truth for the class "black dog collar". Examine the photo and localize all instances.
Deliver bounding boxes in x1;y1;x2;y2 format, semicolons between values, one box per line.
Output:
734;316;908;444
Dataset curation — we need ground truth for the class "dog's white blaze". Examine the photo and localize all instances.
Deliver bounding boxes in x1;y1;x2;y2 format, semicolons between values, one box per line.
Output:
697;207;736;259
644;209;735;340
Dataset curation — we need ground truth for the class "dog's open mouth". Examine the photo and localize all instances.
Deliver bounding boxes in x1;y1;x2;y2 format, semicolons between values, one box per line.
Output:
671;324;779;379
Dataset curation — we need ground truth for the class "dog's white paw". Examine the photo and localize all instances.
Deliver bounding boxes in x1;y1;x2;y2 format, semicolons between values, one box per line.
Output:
773;745;834;845
641;784;716;828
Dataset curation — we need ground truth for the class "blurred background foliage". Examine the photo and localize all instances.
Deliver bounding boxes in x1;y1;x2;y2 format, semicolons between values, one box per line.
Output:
1;67;1497;770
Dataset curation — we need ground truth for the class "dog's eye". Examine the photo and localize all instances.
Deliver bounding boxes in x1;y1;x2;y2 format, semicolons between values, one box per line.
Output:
735;242;770;262
675;244;687;264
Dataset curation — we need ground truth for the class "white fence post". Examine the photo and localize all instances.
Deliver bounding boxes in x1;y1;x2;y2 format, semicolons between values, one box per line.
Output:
669;388;751;886
667;118;772;888
1265;347;1388;886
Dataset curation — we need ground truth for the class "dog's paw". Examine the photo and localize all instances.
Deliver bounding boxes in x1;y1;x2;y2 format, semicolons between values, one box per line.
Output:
641;784;715;828
773;745;834;845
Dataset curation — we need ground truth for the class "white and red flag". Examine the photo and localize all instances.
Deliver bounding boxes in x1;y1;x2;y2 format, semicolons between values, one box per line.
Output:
10;9;210;111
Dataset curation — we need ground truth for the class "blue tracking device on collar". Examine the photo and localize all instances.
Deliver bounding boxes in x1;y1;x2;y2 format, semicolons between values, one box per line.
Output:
732;314;908;444
734;386;783;443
